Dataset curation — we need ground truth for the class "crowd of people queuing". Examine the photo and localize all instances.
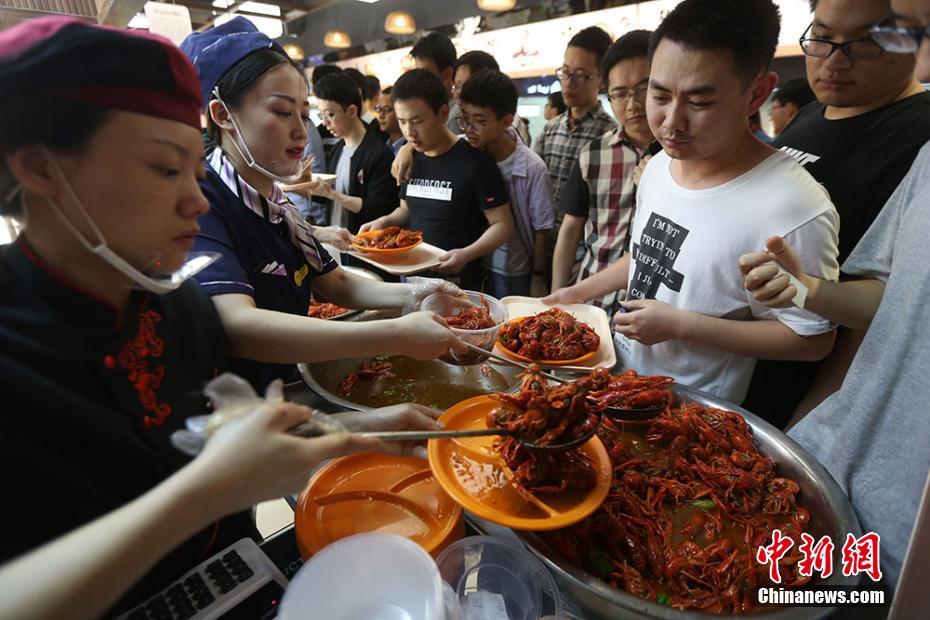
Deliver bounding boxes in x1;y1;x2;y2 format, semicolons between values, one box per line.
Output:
0;0;929;617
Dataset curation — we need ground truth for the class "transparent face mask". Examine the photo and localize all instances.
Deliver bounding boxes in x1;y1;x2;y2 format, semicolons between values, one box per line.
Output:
212;87;312;185
37;145;219;294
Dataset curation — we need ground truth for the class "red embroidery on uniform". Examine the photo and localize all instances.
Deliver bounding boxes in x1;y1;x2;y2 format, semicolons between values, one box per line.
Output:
117;310;172;428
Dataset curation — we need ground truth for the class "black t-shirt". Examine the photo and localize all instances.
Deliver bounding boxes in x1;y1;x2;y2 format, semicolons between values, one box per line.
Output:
399;139;509;252
747;92;930;427
774;92;930;262
0;239;256;612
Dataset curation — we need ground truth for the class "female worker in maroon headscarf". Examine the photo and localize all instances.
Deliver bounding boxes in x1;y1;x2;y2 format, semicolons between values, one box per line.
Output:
0;18;440;619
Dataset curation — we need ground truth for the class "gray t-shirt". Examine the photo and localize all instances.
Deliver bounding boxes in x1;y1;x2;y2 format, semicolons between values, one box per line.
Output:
331;143;358;229
789;141;930;588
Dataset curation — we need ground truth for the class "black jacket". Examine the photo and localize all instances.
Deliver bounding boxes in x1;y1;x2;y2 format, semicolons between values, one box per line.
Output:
325;126;399;233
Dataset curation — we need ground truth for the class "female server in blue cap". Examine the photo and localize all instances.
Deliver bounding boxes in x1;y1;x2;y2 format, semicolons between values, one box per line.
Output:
180;18;466;391
0;18;443;618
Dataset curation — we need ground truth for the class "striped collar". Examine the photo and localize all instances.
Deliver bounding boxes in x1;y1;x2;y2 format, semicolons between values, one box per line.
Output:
207;147;291;222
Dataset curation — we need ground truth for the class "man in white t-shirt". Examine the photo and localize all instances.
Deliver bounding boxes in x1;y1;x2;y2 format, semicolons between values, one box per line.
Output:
544;0;839;404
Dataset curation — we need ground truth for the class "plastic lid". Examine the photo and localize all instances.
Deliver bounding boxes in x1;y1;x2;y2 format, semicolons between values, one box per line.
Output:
295;453;463;560
427;395;612;531
436;535;562;620
280;532;445;620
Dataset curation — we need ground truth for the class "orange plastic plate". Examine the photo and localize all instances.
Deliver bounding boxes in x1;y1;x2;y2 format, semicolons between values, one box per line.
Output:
351;229;423;255
427;395;612;531
494;317;599;366
295;453;463;559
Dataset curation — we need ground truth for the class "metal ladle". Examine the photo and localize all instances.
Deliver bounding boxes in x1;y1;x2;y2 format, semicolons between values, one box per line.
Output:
459;342;666;421
288;414;599;453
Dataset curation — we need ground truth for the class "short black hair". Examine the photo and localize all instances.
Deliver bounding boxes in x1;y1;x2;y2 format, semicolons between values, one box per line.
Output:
342;67;367;96
649;0;780;86
567;26;613;66
391;68;449;113
459;69;517;119
772;78;816;109
311;63;342;86
363;74;380;101
601;29;652;77
546;92;566;115
381;86;393;96
455;50;499;76
410;32;457;72
314;72;363;115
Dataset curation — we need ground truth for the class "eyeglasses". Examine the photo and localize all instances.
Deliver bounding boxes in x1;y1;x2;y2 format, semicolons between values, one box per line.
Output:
799;23;884;60
556;67;599;84
607;82;648;103
870;18;930;53
374;105;394;115
457;116;492;132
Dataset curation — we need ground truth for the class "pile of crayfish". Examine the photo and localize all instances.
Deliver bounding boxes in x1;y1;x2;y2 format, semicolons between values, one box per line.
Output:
541;399;812;614
443;296;496;330
588;369;674;410
487;368;604;500
498;308;600;360
355;226;423;249
308;297;351;319
338;359;395;396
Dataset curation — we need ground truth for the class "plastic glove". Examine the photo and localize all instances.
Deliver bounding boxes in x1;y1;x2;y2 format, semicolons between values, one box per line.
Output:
313;225;355;251
402;276;465;315
334;404;442;459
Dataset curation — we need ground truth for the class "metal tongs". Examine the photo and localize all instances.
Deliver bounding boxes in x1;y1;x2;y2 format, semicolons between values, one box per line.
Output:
459;342;665;421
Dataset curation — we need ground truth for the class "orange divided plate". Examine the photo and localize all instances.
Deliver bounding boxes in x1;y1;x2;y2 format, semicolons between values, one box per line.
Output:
494;317;599;366
295;453;464;559
351;229;423;255
428;395;612;531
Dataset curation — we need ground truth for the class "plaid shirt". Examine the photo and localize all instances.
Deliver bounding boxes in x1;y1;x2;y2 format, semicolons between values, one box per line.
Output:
559;127;646;310
533;100;617;206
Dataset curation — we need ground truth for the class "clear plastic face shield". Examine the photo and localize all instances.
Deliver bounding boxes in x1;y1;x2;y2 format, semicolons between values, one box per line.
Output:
28;145;219;294
211;87;312;185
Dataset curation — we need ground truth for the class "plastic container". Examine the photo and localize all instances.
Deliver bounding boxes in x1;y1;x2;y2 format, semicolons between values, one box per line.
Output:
436;536;562;620
422;291;508;365
295;453;464;560
279;532;447;620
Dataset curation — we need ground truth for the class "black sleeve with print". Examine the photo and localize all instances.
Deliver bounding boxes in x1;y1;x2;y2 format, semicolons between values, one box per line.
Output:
404;140;506;251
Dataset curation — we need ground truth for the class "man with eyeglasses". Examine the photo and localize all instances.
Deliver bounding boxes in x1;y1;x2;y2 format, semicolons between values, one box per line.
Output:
376;87;406;156
312;73;398;235
360;69;514;290
743;0;930;428
739;1;930;595
549;30;657;306
533;26;617;210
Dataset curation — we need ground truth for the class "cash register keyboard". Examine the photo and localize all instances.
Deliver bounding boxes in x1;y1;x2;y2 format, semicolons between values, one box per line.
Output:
117;538;288;620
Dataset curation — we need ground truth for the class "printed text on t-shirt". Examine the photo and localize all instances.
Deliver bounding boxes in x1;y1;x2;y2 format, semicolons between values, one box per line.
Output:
629;213;690;299
406;178;453;201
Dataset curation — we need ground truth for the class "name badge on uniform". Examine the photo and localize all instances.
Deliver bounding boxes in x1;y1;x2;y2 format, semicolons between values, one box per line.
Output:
357;169;365;185
294;264;309;287
406;179;453;202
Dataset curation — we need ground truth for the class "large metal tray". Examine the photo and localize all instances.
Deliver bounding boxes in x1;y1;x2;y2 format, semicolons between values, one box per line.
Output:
298;356;523;412
517;384;861;620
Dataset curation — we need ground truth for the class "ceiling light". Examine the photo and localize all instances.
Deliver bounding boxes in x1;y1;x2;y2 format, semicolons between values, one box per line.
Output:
355;0;381;3
385;11;416;35
477;0;517;10
324;30;352;48
283;43;305;61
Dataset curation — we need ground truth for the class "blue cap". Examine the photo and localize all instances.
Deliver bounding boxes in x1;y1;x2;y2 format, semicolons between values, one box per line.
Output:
179;16;285;111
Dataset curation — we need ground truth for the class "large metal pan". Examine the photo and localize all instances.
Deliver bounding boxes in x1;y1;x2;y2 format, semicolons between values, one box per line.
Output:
518;384;861;620
299;356;524;412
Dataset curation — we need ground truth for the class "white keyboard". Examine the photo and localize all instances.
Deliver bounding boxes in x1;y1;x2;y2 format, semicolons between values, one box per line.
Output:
118;538;288;620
